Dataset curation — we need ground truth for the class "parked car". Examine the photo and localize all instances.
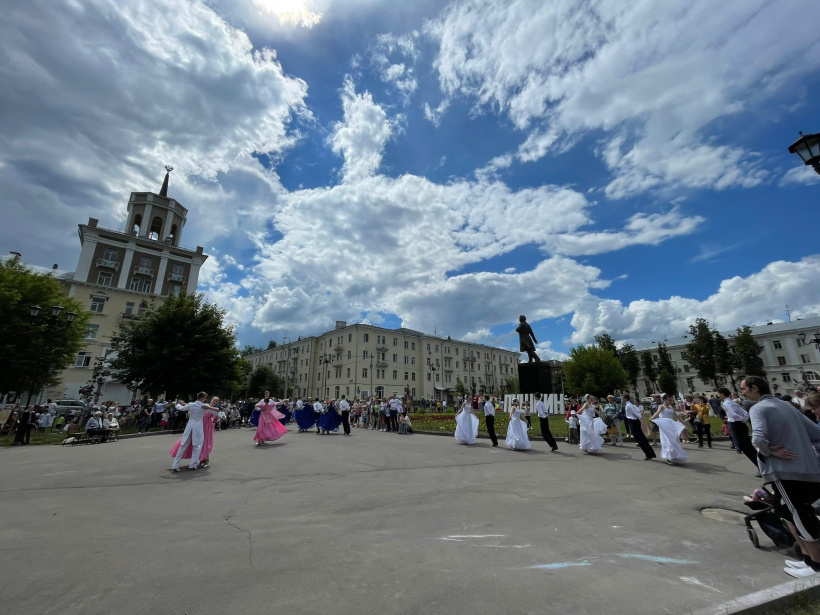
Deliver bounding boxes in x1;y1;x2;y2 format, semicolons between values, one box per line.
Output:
54;400;89;417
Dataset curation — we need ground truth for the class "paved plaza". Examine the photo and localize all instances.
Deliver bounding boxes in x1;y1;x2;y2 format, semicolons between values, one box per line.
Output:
0;426;793;615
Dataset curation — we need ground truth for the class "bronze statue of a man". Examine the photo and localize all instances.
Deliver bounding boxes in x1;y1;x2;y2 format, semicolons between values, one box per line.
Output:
516;315;541;363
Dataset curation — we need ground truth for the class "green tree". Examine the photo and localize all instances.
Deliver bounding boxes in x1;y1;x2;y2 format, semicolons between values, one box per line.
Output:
657;370;678;398
714;331;740;391
247;364;283;398
594;333;618;356
618;344;641;392
562;345;627;398
455;378;466;398
266;340;277;349
109;292;240;399
229;358;253;400
240;345;263;358
734;325;766;377
552;370;564;395
78;356;111;403
0;257;90;402
657;343;675;376
504;377;520;394
640;351;658;392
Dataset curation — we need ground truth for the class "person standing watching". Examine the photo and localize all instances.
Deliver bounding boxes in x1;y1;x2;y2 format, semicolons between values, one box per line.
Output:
742;376;820;573
693;395;712;448
623;393;655;461
719;387;757;467
339;395;351;436
483;394;498;447
534;393;558;451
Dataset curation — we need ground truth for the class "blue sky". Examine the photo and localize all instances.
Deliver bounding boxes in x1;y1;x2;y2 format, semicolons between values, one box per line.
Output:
2;0;820;358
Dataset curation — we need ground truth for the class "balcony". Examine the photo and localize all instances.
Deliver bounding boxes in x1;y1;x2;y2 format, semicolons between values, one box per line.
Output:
376;360;388;368
333;345;343;352
133;266;154;276
443;350;453;357
166;272;187;283
119;312;142;321
376;344;388;351
96;258;120;270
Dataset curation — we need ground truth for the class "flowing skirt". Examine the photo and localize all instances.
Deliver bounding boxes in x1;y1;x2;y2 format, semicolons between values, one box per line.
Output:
278;406;292;425
317;410;342;432
505;416;531;451
170;414;215;460
579;415;607;452
454;412;479;444
254;408;287;443
249;409;261;427
652;418;688;463
294;406;316;430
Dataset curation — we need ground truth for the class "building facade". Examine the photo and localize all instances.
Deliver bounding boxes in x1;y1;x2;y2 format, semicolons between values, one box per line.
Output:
40;174;208;403
633;317;820;397
245;321;521;402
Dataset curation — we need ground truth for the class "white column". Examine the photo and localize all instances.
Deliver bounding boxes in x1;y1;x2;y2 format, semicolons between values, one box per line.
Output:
155;255;169;296
187;260;202;294
74;238;98;283
142;204;153;237
117;247;135;289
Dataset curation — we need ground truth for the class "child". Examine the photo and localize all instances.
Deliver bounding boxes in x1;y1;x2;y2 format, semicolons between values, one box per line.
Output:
160;409;170;429
567;410;579;444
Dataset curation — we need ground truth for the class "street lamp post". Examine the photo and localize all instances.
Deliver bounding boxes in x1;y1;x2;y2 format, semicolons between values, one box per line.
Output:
26;304;78;407
283;336;290;400
320;354;330;401
428;363;440;407
788;131;820;176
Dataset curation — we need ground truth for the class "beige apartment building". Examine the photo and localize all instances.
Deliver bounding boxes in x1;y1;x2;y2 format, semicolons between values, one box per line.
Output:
244;321;521;403
33;173;208;404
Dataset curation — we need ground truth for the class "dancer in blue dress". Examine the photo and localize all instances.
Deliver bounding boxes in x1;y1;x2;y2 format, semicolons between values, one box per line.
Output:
294;399;316;432
278;400;292;425
249;399;261;427
317;399;342;434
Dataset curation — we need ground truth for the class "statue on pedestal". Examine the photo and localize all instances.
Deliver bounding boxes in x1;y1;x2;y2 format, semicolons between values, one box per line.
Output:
516;315;541;363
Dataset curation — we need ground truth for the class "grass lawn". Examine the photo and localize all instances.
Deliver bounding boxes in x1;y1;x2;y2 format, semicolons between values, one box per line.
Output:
763;594;820;615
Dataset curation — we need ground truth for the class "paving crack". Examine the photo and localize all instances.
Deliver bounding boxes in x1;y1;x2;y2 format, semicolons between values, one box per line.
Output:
224;510;254;568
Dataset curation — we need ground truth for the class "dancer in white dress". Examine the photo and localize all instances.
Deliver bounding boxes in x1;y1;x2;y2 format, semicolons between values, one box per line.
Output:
505;399;531;451
454;398;479;444
578;395;608;454
650;394;688;465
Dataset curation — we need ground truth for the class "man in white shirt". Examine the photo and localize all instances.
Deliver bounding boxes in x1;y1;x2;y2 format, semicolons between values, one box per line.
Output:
623;394;655;460
313;398;324;434
389;395;402;432
719;387;757;467
339;395;352;436
153;399;168;429
171;392;219;472
795;390;808;410
482;395;498;447
534;393;558;451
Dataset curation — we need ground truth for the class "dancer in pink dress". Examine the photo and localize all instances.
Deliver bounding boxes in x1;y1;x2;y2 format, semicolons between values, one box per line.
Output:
255;392;287;446
169;396;219;468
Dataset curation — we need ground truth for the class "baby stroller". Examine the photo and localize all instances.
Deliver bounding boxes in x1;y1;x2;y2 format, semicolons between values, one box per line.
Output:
743;486;796;550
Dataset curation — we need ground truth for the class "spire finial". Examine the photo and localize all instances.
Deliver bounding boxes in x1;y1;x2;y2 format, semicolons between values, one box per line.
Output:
159;165;173;197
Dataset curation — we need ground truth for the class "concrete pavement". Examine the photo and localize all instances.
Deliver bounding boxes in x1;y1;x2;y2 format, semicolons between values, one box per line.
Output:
0;426;795;615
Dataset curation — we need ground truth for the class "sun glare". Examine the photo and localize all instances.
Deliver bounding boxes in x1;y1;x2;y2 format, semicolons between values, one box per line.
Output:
252;0;323;28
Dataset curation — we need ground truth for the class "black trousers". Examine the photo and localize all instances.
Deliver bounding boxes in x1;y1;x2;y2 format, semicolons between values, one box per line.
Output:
774;480;820;541
14;424;32;444
627;418;655;459
539;416;557;449
696;423;712;447
485;415;498;446
729;421;757;467
341;410;350;435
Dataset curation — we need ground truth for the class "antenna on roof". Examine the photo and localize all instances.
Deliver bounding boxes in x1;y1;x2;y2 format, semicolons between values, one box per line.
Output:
786;305;792;322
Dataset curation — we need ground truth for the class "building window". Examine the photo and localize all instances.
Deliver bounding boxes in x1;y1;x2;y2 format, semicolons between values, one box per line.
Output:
103;247;118;261
392;354;398;362
363;350;369;359
348;334;352;342
802;354;811;364
138;301;148;316
404;356;409;364
435;374;440;382
362;368;368;378
411;342;415;350
411;357;416;365
427;373;431;381
346;368;351;377
404;341;409;349
404;372;409;380
363;333;369;342
393;338;398;346
683;364;690;372
139;256;152;268
777;356;787;366
75;352;92;367
347;351;351;359
85;324;100;339
168;284;181;296
427;343;431;352
129;277;140;291
435;345;439;352
97;271;112;286
411;373;416;381
172;263;184;275
773;340;782;349
142;279;152;293
124;302;134;316
782;373;792;382
90;297;105;313
456;361;459;368
392;370;397;379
